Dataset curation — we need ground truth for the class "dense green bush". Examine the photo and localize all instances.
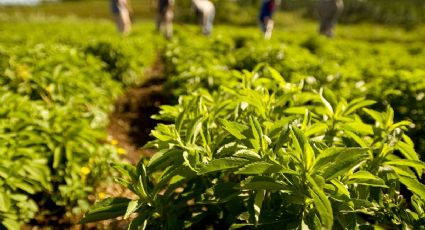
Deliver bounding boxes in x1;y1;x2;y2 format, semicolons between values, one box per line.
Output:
82;24;425;229
0;20;161;229
0;43;121;229
82;67;425;228
161;27;425;159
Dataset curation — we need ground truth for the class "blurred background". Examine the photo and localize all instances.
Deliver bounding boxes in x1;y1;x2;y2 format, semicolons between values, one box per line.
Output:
1;0;424;28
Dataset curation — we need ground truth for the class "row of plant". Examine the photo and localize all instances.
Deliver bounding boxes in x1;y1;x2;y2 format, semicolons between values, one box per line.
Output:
0;20;161;229
163;26;425;158
82;25;425;228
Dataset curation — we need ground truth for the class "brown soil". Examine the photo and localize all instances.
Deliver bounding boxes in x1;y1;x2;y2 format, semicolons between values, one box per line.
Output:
108;61;167;164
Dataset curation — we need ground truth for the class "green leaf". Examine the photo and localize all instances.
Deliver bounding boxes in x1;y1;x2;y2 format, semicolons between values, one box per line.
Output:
216;142;247;158
184;116;204;144
363;108;383;126
319;88;334;116
197;157;250;174
290;126;314;171
391;166;417;179
2;218;20;230
399;176;425;198
318;148;368;180
384;159;425;170
233;149;261;160
14;180;36;194
385;159;425;174
151;124;180;142
235;161;282;175
283;106;308;115
53;147;61;169
347;171;388;188
389;121;412;132
147;149;183;172
124;200;144;219
301;109;311;131
343;130;368;148
0;192;11;211
243;181;291;191
219;119;248;140
342;121;374;135
113;163;138;182
396;141;419;161
267;66;286;86
307;175;333;229
253;190;265;226
303;209;322;230
312;147;367;176
385;106;394;128
241;177;292;192
343;98;376;116
325;179;350;201
80;198;130;224
128;211;149;230
248;116;261;152
305;123;328;137
273;124;290;151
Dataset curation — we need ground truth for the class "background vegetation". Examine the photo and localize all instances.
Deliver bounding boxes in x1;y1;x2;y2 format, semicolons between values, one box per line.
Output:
2;0;425;28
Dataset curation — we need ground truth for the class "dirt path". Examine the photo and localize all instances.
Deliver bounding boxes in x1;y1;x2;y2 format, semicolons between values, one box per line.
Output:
108;59;167;164
76;58;169;230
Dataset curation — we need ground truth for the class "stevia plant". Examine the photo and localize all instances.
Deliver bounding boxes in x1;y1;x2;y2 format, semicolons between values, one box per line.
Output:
0;40;122;229
82;68;425;229
160;29;425;160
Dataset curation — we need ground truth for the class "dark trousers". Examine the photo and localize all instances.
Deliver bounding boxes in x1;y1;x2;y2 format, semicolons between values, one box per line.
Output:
318;0;343;37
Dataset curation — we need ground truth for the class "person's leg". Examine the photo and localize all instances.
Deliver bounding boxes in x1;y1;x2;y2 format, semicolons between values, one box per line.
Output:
202;12;211;35
328;0;344;37
115;15;124;33
259;17;266;33
122;11;132;34
156;12;162;32
318;1;327;35
264;17;274;39
204;8;215;35
165;9;174;39
326;1;342;37
208;9;215;34
318;1;336;37
118;0;131;34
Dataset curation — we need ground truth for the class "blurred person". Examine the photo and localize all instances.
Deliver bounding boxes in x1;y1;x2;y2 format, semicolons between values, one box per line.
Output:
192;0;215;36
318;0;344;37
111;0;132;34
157;0;175;39
259;0;278;39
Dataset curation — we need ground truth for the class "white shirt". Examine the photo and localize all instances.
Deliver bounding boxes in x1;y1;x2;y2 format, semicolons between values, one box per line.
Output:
192;0;214;15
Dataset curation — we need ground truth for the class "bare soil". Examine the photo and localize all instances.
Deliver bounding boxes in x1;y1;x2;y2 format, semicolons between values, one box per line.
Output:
108;59;167;164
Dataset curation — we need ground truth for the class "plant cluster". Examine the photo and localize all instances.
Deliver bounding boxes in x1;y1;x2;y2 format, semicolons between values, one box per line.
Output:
163;27;425;158
0;20;161;229
83;25;425;229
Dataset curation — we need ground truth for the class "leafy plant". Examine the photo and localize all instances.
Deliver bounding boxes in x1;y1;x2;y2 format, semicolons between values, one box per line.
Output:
82;68;425;229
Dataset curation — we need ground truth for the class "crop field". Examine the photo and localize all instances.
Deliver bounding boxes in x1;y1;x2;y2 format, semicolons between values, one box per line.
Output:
1;3;425;229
